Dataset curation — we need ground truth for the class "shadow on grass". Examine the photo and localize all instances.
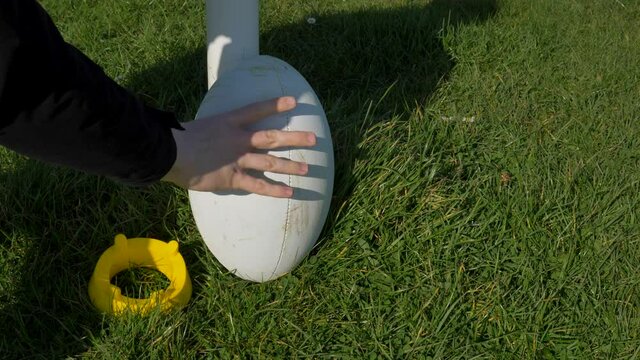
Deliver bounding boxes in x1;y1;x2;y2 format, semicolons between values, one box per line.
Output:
126;0;497;246
262;0;498;241
0;0;495;357
0;160;194;358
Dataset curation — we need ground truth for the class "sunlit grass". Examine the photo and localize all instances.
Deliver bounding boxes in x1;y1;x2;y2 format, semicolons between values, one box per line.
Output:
1;0;639;358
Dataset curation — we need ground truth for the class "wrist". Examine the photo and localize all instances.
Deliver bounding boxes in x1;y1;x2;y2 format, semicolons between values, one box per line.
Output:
161;128;188;187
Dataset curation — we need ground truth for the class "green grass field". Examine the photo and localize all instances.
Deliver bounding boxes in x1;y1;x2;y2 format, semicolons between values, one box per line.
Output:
1;0;639;358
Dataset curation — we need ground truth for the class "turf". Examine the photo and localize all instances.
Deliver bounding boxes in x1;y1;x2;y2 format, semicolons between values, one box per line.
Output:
1;0;639;358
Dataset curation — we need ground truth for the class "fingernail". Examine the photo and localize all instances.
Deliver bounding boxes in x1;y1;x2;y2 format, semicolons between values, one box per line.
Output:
285;187;294;197
283;97;296;107
300;163;309;174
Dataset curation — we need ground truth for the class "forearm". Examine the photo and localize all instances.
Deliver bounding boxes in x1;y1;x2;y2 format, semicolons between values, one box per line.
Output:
0;0;182;185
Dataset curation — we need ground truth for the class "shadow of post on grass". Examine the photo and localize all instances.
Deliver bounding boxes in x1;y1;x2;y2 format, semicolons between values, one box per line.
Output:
126;0;497;229
0;0;496;357
128;0;497;241
259;0;497;235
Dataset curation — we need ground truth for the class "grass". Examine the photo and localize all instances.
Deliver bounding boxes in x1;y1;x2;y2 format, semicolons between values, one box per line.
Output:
1;0;639;358
111;267;171;300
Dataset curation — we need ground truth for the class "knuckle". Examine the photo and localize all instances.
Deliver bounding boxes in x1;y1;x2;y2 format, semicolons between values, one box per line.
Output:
254;179;268;192
263;157;277;171
229;167;244;189
265;130;279;145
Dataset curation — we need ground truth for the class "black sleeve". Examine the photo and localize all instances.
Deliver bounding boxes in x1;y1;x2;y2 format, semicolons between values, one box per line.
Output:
0;0;184;186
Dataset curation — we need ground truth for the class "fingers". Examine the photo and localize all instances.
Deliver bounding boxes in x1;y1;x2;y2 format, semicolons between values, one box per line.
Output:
231;171;294;198
238;153;308;175
250;129;316;149
227;97;296;127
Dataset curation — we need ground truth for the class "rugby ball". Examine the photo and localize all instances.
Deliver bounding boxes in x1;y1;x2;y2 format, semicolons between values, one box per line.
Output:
189;55;334;282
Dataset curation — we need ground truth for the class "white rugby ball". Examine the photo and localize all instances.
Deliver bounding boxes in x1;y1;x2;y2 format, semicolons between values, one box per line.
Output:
189;55;334;282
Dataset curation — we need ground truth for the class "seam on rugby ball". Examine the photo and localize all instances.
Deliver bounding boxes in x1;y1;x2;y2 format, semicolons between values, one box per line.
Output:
272;60;291;276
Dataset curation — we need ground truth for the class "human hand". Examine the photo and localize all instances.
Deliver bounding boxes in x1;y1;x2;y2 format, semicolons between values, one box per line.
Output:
161;97;316;198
